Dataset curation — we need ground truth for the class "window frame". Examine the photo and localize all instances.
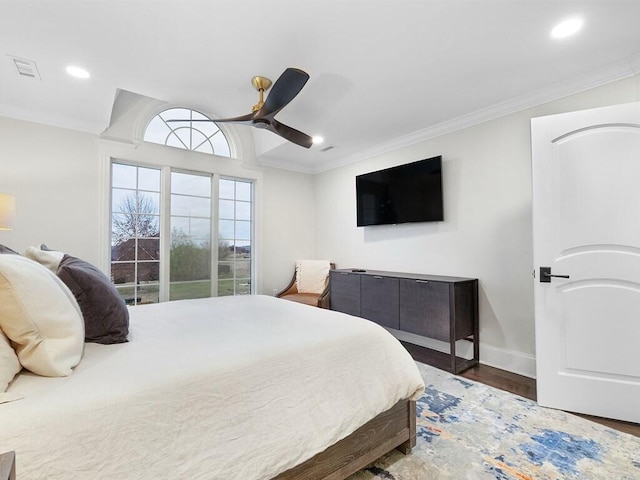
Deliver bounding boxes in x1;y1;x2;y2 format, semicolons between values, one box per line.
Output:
167;168;215;301
143;108;232;158
217;176;255;296
100;99;262;302
109;160;256;304
109;162;162;306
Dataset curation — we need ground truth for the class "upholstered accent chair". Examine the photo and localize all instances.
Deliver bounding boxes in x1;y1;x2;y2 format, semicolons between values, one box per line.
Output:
276;260;335;309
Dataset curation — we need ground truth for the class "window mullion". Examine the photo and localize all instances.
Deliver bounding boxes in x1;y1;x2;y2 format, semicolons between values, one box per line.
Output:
211;173;220;297
158;166;172;302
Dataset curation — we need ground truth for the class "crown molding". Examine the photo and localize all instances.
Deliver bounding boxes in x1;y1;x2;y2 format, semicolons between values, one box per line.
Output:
313;57;640;174
0;105;105;135
258;156;316;174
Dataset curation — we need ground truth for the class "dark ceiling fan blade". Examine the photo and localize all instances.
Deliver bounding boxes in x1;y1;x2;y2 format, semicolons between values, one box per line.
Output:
256;68;309;119
163;68;313;148
267;119;313;149
165;112;255;125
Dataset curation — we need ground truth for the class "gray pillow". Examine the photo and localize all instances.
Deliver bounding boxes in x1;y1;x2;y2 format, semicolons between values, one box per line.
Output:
0;245;19;255
56;254;129;344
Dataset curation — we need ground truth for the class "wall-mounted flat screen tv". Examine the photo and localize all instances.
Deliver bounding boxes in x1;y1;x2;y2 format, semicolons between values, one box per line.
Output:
356;155;443;227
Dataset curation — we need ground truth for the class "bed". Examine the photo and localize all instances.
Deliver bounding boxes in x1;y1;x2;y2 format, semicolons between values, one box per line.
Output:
0;294;424;480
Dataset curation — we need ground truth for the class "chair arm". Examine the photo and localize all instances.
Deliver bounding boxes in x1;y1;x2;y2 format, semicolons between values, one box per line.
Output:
317;263;335;308
317;285;330;309
276;270;298;298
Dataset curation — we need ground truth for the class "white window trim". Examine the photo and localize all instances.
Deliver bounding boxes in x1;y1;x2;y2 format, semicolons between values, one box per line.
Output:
97;100;264;296
219;174;256;295
133;104;245;161
104;157;257;302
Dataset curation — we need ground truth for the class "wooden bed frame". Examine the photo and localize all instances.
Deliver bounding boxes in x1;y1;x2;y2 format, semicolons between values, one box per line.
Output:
275;399;416;480
0;451;15;480
1;402;415;480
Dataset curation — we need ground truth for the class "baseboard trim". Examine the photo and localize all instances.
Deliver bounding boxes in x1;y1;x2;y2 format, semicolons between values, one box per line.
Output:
479;344;536;380
387;328;537;379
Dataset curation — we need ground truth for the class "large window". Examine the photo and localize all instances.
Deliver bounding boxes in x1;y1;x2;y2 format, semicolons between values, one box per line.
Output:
110;162;254;304
170;171;212;301
144;108;231;157
218;178;253;296
111;163;161;305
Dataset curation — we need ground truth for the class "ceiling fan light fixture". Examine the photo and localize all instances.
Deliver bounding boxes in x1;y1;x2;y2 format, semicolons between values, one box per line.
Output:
312;135;324;145
551;17;583;39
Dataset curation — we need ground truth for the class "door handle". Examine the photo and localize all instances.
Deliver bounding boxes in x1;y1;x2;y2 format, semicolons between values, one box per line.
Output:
540;266;570;283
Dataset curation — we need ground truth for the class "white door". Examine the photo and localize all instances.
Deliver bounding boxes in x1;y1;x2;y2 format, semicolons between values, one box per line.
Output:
532;101;640;423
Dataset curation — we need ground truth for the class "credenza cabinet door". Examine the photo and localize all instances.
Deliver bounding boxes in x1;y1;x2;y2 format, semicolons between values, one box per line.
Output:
329;271;361;316
399;279;450;341
361;275;399;329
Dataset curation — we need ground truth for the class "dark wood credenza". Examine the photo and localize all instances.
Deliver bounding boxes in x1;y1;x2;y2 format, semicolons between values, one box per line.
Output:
330;269;478;374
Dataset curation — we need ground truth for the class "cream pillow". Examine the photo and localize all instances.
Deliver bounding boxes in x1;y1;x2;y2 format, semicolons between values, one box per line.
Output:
0;254;84;377
24;244;64;273
0;329;21;392
296;260;331;294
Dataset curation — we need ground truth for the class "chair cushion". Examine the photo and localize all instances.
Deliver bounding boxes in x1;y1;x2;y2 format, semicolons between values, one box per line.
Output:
280;292;322;307
296;260;330;294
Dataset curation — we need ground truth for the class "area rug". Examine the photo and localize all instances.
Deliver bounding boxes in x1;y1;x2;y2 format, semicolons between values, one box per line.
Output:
349;362;640;480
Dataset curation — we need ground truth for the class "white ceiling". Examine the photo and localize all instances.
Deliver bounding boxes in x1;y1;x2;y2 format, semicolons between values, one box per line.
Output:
1;1;640;173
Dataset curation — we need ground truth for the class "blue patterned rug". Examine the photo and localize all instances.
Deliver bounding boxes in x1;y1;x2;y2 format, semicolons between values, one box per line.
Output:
349;362;640;479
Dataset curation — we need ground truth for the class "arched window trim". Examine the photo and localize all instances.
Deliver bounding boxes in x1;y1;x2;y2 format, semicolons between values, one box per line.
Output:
143;107;234;158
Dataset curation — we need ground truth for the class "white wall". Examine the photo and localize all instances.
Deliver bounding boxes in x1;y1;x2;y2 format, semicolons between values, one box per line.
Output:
313;74;640;377
0;117;102;264
2;75;639;378
0;116;316;296
260;167;316;295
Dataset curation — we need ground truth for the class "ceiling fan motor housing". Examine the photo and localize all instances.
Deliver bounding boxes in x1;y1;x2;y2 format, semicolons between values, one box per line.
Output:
253;118;270;129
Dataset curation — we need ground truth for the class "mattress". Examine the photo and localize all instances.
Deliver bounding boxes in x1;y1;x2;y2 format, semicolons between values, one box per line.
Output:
1;294;424;480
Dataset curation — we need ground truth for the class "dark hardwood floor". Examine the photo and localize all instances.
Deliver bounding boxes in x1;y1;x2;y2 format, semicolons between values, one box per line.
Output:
402;342;640;438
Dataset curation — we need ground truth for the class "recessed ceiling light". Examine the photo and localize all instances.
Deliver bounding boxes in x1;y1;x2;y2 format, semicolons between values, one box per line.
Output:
551;18;583;39
66;65;90;79
312;135;324;145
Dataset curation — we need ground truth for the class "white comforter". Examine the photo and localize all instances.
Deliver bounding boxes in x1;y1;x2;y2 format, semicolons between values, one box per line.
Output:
1;295;424;480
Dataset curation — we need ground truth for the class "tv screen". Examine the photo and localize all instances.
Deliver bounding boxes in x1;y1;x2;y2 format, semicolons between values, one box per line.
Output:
356;155;443;227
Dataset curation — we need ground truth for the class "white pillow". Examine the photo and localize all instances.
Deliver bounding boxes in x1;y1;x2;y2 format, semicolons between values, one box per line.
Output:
0;254;84;377
24;244;64;273
0;329;21;392
296;260;331;294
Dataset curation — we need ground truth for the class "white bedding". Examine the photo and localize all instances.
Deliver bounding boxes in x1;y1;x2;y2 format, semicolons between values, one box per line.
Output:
1;295;424;480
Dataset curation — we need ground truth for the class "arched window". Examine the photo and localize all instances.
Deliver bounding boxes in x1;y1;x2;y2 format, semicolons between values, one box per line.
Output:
144;108;231;157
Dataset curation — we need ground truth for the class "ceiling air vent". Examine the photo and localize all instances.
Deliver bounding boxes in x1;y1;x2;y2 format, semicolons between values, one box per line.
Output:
8;55;41;79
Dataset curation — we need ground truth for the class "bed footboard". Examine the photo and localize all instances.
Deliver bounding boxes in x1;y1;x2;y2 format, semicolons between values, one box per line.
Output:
0;401;415;480
0;452;15;480
274;399;416;480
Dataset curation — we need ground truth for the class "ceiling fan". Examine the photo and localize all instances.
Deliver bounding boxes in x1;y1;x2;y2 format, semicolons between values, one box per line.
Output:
169;67;313;148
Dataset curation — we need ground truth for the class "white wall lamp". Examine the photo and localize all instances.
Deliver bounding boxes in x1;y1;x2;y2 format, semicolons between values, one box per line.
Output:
0;193;16;231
